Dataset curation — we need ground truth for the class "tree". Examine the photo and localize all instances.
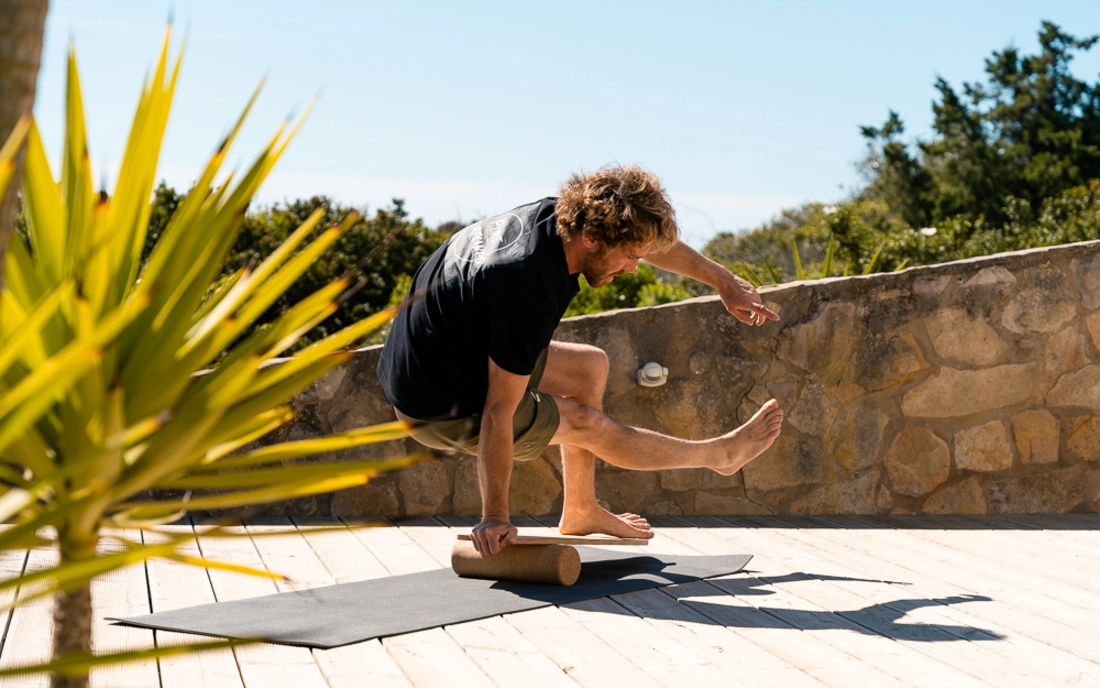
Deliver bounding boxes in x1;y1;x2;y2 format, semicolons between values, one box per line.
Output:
0;0;49;290
0;32;419;688
861;21;1100;229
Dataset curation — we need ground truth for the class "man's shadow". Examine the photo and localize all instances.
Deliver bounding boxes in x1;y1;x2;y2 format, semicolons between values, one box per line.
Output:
561;557;1002;642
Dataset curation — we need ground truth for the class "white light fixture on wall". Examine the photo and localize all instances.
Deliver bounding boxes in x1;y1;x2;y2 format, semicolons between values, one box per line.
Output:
637;362;669;387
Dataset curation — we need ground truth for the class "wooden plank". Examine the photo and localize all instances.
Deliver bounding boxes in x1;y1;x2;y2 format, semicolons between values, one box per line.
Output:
662;579;918;688
193;521;328;688
372;519;535;687
561;594;772;688
244;519;334;592
505;606;665;688
89;528;159;688
285;518;414;688
393;519;580;686
654;525;922;688
143;526;244;688
761;521;1100;665
417;519;654;688
311;640;413;688
711;518;1100;686
606;587;825;688
0;548;29;663
384;627;498;688
290;518;391;584
895;522;1100;588
443;616;579;688
661;524;1004;688
340;518;442;575
795;519;1100;631
0;543;57;688
390;521;454;567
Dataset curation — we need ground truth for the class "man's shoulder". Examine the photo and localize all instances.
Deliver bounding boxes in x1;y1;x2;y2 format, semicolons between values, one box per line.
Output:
447;198;559;270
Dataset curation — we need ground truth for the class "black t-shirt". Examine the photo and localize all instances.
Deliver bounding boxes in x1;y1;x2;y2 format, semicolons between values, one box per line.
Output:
377;198;580;420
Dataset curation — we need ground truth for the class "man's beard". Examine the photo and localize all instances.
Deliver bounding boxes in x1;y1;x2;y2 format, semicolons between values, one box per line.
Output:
581;250;620;286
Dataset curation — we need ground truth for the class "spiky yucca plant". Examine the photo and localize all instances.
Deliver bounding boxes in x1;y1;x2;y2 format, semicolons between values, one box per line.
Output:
0;30;421;686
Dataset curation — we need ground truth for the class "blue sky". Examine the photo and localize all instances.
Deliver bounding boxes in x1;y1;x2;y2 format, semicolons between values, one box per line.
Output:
34;1;1100;247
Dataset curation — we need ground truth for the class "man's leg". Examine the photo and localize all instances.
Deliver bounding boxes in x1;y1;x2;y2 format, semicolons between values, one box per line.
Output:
539;341;784;538
537;342;652;538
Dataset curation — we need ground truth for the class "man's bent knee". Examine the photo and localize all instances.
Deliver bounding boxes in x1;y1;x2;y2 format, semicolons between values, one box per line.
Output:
552;396;607;445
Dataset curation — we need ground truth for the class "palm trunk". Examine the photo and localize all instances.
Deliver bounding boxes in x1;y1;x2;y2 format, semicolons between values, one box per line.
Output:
0;0;50;290
50;544;93;688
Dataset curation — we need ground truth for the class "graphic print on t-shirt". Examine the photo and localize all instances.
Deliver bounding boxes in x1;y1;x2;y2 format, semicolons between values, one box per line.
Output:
450;212;526;265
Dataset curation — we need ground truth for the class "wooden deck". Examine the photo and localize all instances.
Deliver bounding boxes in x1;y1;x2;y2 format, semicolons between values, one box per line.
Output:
1;514;1098;687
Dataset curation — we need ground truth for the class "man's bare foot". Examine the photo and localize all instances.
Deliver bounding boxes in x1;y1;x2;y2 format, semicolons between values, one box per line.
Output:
711;398;784;476
559;506;655;539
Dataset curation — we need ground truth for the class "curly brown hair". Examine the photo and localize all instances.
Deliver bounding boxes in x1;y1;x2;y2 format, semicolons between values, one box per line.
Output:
555;165;678;252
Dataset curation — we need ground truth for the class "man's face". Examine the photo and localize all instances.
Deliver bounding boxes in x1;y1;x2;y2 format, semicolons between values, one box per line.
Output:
582;242;651;287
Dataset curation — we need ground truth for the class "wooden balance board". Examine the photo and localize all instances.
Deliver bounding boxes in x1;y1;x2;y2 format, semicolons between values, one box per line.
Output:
455;533;649;546
452;532;650;586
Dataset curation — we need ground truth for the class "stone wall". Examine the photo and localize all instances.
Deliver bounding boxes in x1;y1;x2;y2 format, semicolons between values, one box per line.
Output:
265;240;1100;517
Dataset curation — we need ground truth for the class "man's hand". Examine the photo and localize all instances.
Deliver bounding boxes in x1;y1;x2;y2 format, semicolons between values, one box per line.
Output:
718;274;780;326
471;517;517;555
642;240;779;327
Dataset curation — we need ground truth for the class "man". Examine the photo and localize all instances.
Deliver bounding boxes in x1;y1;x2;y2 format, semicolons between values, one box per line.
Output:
378;165;783;555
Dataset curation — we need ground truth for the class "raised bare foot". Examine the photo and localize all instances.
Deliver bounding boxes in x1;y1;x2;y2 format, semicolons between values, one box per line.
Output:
559;506;655;539
711;398;784;476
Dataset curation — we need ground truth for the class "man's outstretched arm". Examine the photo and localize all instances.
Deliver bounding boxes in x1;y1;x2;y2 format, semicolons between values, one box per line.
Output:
470;358;529;555
645;240;779;326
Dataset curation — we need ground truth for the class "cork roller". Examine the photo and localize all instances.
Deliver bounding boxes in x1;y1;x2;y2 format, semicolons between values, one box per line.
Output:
450;540;582;586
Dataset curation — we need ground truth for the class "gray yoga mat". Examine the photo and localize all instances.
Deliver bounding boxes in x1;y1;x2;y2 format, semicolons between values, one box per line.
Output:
111;547;752;648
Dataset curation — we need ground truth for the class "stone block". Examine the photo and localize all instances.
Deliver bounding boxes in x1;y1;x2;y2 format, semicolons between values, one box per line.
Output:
1072;253;1100;310
788;380;838;436
642;500;684;516
1000;267;1077;334
1089;468;1100;513
398;459;450;517
741;435;824;493
988;463;1089;514
509;457;562;516
296;366;348;407
953;421;1013;472
876;487;895;511
1011;410;1060;464
1047;365;1100;410
595;327;638;398
658;468;741;491
789;472;879;514
740;371;801;423
776;303;857;376
913;274;952;301
331;480;399;517
925;308;1007;366
885;426;950;497
694;491;772;515
1087;312;1100;352
1062;416;1100;464
922;477;987;514
1044;327;1087;378
901;363;1040;418
822;402;890;481
452;458;480;516
595;470;662;514
843;332;929;391
646;377;724;440
963;266;1017;293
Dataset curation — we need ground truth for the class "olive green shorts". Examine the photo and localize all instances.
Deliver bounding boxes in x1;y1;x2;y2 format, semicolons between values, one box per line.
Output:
393;349;559;461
